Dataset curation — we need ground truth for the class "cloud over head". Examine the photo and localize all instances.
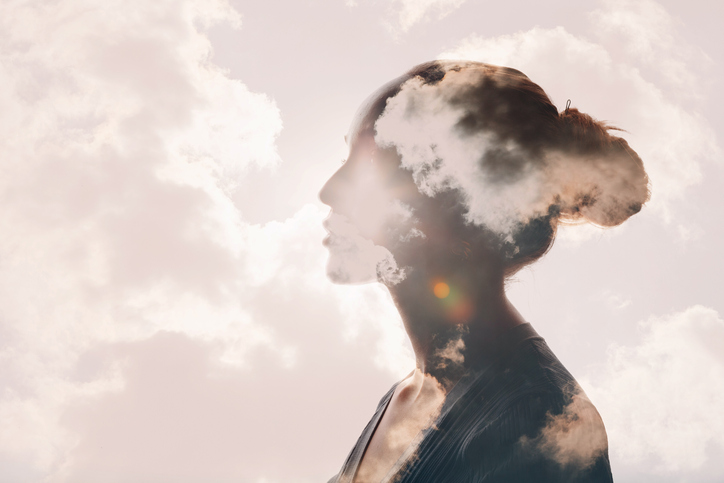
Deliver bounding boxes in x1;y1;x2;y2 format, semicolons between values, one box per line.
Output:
374;61;650;273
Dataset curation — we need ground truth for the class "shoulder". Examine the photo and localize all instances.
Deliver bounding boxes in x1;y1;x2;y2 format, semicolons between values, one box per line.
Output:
461;336;579;423
460;340;613;482
460;390;612;483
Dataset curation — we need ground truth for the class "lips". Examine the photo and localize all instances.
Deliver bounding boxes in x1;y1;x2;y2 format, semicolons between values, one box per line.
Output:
322;211;372;248
322;211;345;247
322;215;332;246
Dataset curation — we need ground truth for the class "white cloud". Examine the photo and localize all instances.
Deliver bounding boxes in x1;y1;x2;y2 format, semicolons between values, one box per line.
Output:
0;2;413;470
522;390;609;472
439;19;719;228
347;0;468;33
0;0;289;477
554;222;622;247
582;306;724;473
594;289;633;311
0;20;412;460
323;212;407;286
394;0;467;32
590;0;710;94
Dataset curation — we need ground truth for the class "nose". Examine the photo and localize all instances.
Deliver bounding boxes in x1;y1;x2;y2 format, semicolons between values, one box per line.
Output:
319;162;348;208
320;126;379;207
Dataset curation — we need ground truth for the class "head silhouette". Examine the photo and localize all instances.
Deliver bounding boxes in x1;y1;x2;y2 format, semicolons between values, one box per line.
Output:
320;61;649;289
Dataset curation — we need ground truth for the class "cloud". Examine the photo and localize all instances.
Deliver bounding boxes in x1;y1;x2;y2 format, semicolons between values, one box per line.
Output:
432;333;465;370
49;201;413;482
393;0;467;32
595;289;633;311
374;63;649;260
353;371;445;483
590;0;710;93
0;11;415;461
439;13;719;231
1;0;717;481
0;0;298;478
521;389;609;473
582;306;724;473
347;0;468;34
323;212;407;286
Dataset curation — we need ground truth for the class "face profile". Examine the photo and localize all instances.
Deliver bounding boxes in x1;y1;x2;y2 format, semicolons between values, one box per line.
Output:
322;60;649;483
320;123;418;285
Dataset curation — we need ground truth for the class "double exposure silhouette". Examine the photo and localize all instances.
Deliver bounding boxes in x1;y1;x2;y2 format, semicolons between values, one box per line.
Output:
320;61;649;483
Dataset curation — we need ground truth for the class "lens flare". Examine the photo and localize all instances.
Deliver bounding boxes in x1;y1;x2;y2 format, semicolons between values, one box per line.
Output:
433;282;450;299
449;298;473;322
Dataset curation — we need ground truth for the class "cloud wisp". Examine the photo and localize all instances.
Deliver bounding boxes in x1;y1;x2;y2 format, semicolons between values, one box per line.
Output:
346;0;469;34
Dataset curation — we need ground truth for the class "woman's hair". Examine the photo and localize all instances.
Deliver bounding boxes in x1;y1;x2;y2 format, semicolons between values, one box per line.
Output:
382;61;650;277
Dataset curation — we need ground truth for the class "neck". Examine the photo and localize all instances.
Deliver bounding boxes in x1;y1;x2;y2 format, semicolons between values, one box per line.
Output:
386;263;525;388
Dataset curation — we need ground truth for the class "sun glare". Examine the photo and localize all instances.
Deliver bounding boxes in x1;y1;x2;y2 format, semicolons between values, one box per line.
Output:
433;282;450;299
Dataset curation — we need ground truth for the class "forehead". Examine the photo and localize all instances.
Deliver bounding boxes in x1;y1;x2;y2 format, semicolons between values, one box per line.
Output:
347;73;412;148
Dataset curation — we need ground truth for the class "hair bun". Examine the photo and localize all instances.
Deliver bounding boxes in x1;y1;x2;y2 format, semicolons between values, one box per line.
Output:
553;108;650;227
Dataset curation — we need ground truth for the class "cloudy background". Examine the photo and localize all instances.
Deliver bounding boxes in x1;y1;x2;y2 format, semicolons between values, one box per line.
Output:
0;0;722;481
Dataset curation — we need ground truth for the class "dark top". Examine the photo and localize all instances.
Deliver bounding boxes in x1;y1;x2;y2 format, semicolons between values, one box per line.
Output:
328;323;613;483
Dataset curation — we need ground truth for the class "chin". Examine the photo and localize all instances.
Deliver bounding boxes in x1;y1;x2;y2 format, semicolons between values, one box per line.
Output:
325;244;408;286
324;247;379;285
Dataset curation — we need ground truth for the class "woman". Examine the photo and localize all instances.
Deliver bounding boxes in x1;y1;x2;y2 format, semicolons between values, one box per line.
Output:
320;61;649;483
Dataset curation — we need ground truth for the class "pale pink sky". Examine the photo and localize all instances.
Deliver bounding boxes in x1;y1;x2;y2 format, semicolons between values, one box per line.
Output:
0;0;722;482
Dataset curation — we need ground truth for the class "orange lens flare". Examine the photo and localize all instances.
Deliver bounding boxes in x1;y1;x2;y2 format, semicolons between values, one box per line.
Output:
433;282;450;299
448;298;473;323
432;279;473;322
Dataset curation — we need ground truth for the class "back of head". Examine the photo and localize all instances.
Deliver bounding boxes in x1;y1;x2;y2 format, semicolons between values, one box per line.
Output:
374;60;650;277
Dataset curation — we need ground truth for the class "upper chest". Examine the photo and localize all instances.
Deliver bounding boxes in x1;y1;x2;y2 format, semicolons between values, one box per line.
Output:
353;375;446;483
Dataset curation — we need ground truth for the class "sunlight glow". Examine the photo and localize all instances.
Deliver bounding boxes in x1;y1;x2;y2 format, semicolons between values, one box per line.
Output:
433;282;450;299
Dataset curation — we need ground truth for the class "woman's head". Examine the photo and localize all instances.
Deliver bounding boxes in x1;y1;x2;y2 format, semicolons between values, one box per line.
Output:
320;60;649;285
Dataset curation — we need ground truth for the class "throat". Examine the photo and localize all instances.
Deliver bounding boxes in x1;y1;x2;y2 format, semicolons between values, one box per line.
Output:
386;273;526;386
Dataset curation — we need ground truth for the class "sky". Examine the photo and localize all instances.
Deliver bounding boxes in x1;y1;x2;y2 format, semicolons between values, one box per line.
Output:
0;0;722;482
